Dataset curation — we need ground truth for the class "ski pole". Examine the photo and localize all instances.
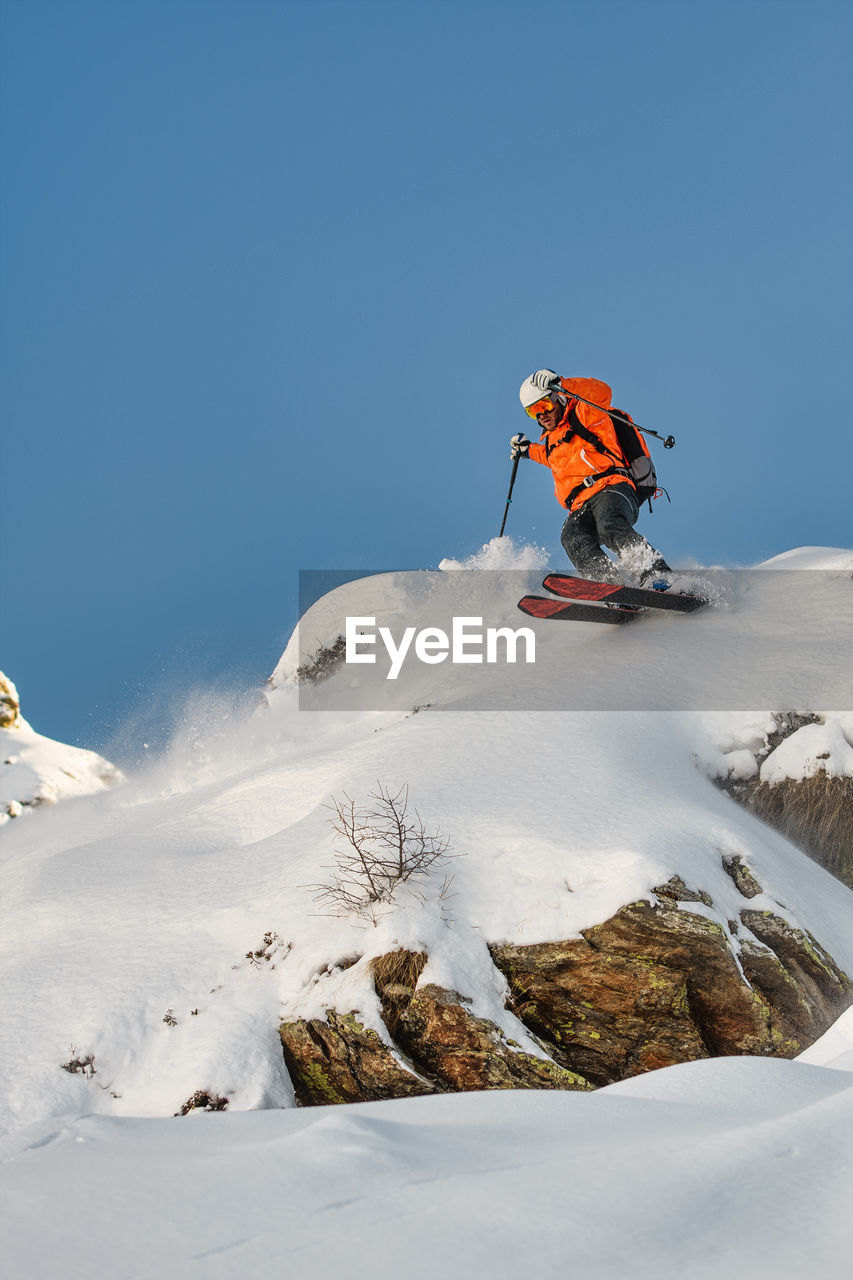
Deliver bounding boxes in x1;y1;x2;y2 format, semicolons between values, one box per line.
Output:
556;388;676;448
499;455;520;537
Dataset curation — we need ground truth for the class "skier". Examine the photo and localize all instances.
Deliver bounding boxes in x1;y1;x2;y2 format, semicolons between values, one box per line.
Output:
512;368;672;587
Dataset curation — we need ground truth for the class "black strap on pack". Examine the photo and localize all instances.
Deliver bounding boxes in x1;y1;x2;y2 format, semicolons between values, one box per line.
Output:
558;404;633;509
544;405;618;460
565;405;625;465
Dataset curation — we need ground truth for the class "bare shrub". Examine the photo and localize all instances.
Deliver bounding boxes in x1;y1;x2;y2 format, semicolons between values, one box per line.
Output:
312;783;453;918
60;1047;96;1077
736;775;853;888
295;635;347;685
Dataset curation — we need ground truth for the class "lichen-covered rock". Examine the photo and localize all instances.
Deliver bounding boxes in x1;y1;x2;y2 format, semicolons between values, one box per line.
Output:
722;855;763;899
736;940;817;1053
491;899;851;1086
377;977;591;1094
279;1010;434;1106
740;909;850;1031
652;874;714;905
280;950;591;1107
278;905;851;1106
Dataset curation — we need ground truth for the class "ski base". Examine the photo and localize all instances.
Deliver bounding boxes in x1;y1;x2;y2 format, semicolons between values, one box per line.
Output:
541;573;706;613
517;596;640;625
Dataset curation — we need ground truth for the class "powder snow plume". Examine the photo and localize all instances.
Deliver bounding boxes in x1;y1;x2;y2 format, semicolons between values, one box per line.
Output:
438;535;549;572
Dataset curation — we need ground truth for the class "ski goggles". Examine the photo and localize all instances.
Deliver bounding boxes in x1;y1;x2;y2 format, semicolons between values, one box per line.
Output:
524;394;561;419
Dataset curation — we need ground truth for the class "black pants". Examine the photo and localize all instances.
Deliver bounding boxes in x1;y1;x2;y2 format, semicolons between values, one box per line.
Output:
560;484;670;582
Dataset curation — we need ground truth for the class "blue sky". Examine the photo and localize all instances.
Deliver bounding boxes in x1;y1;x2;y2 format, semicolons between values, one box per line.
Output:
2;0;851;755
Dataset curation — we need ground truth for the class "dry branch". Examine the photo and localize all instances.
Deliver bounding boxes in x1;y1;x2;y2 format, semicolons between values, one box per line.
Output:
311;783;453;917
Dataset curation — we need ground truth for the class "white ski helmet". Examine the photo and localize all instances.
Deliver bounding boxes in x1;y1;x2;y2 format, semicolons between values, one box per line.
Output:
519;372;564;411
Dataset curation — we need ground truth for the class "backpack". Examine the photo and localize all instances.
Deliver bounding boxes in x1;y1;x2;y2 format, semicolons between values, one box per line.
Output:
565;403;660;510
607;408;658;508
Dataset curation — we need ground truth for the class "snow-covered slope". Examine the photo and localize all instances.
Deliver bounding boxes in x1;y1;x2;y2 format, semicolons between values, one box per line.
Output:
1;545;852;1277
3;1044;853;1280
0;671;122;824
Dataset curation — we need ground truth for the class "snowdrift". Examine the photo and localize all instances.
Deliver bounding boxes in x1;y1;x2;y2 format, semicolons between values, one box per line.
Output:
4;1050;853;1280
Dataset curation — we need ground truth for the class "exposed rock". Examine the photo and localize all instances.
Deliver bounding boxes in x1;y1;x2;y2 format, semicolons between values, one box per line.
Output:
279;906;852;1106
728;776;853;889
372;951;591;1094
653;874;713;906
175;1091;229;1116
390;983;591;1091
718;712;853;888
722;855;763;899
734;911;851;1058
492;899;851;1086
740;909;850;1025
736;941;820;1053
280;950;591;1106
0;673;21;728
279;1009;434;1106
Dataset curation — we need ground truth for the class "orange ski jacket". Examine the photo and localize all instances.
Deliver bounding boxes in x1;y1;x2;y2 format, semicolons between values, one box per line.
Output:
527;377;633;511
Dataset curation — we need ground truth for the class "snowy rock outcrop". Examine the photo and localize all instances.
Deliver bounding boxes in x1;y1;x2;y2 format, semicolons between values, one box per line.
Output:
272;550;853;1106
1;546;852;1126
713;711;853;888
760;717;853;783
0;671;123;824
280;889;850;1105
281;950;591;1104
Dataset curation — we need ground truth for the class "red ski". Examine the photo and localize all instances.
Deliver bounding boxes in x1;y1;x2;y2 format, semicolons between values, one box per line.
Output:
541;573;706;614
517;595;639;625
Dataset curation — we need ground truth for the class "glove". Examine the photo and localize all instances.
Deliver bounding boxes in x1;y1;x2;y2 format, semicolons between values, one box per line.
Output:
530;368;561;393
510;432;531;459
